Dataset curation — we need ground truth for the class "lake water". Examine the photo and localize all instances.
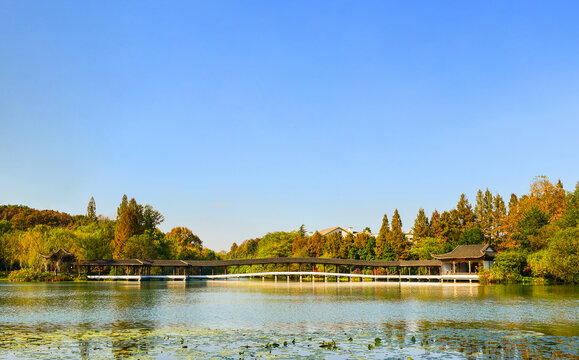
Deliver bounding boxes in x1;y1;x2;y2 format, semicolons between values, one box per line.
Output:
0;281;577;359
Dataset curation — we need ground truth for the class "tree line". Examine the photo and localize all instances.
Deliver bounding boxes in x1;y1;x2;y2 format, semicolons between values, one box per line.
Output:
1;176;577;283
0;195;216;272
227;176;578;283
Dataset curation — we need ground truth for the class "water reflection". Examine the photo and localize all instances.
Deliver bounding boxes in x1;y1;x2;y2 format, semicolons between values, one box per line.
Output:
0;281;577;359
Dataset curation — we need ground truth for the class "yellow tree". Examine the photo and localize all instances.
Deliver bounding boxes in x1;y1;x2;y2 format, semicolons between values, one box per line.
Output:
374;214;390;259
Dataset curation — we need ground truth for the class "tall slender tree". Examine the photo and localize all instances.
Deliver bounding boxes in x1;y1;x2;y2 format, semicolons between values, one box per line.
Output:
113;195;140;258
508;193;519;215
86;197;96;221
491;194;507;246
375;214;390;259
307;231;324;257
430;209;443;239
456;194;476;230
412;208;432;240
388;209;408;260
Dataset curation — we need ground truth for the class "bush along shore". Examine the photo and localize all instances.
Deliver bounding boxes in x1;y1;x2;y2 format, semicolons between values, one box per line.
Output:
6;269;87;282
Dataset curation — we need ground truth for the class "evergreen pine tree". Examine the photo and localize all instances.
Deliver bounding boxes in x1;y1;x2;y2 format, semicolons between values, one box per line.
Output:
412;208;432;240
388;209;408;260
86;197;96;221
113;195;141;258
491;194;507;246
456;194;476;230
375;214;390;259
430;210;443;238
508;193;519;215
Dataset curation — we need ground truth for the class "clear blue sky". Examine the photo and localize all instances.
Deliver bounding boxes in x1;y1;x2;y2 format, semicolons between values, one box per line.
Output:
1;1;578;251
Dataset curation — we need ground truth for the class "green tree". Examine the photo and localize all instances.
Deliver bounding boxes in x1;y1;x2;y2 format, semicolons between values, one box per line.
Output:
86;197;97;221
439;210;461;245
257;231;297;258
490;249;528;282
122;230;168;259
558;182;579;229
456;227;485;246
387;209;408;260
140;205;164;231
456;194;476;230
410;237;444;260
528;227;579;283
513;206;550;249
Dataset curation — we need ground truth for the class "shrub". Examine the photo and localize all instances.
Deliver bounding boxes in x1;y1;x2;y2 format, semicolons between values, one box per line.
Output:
8;269;73;282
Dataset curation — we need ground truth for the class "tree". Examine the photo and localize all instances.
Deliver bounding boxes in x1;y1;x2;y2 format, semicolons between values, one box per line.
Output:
508;193;519;215
430;210;443;238
475;189;494;239
339;232;355;258
456;227;485;246
113;195;140;258
292;232;310;257
324;232;342;258
166;226;202;259
257;231;296;258
86;197;96;221
307;231;324;257
439;210;461;245
528;227;579;283
140;205;164;231
412;208;432;240
375;214;390;259
298;224;306;237
387;209;408;260
410;237;444;260
122;230;168;259
558;182;579;229
490;194;507;247
456;194;476;230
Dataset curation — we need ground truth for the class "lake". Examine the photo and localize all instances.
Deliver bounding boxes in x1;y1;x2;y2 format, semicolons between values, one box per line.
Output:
0;281;577;359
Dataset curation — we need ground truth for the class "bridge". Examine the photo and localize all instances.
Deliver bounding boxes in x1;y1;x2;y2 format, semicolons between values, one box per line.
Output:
77;257;480;283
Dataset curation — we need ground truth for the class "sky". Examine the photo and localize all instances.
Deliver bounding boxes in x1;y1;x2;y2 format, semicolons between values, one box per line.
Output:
1;1;578;251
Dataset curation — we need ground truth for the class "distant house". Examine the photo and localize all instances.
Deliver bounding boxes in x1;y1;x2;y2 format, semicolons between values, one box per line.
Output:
431;244;496;274
307;227;373;237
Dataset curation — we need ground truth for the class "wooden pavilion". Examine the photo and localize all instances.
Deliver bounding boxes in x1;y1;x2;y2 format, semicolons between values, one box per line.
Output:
431;244;496;274
40;248;76;274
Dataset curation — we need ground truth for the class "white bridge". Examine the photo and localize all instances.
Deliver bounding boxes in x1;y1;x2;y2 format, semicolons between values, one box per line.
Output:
87;271;479;283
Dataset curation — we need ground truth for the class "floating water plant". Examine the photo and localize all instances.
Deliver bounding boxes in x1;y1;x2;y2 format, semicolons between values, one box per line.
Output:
319;340;337;350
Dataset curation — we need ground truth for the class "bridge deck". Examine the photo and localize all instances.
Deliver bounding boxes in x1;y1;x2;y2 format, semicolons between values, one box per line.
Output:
87;271;479;282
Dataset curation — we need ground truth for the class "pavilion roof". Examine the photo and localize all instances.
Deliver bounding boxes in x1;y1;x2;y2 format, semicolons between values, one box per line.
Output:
431;244;495;260
40;248;75;261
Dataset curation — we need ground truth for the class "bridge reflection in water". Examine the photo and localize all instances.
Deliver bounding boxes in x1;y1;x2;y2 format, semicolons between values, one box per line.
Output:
78;257;480;283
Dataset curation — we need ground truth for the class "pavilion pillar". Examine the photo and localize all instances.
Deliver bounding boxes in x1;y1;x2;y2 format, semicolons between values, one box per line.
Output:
453;261;456;274
323;264;327;282
468;261;472;274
